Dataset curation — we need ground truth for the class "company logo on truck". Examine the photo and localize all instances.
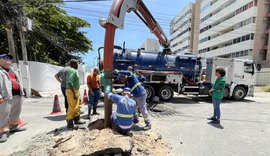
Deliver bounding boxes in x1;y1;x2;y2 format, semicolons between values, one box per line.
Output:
165;61;176;67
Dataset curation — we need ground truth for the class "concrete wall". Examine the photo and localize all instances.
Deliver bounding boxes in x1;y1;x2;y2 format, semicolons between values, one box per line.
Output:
14;61;89;92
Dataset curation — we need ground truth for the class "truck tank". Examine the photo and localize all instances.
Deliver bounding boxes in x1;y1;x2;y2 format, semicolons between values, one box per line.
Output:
113;50;202;83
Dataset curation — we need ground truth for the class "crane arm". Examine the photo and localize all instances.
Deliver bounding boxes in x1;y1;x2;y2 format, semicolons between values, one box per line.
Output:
99;0;170;49
100;0;170;128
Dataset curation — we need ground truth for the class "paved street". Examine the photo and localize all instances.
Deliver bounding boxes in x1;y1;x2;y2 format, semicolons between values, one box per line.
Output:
0;90;270;156
154;92;270;156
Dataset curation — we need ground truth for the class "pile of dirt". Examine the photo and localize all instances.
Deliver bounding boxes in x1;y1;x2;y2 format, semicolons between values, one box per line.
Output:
51;129;170;156
11;119;171;156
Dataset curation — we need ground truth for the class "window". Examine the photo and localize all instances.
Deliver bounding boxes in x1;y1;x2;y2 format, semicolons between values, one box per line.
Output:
242;36;246;42
251;33;254;40
237;38;241;43
246;34;250;40
244;62;254;74
254;0;257;6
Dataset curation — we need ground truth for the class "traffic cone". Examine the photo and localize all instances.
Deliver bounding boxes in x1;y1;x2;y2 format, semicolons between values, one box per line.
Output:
82;89;88;105
50;95;63;114
17;117;27;128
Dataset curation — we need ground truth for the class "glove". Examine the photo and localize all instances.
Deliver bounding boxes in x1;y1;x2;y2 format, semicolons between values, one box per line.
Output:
105;86;110;93
105;86;113;100
105;85;111;97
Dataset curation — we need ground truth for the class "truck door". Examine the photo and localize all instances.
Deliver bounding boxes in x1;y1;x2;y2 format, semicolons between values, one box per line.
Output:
243;62;256;96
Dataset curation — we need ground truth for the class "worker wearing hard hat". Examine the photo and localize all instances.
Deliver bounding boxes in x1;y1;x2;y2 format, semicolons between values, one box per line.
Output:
105;87;137;135
114;69;151;130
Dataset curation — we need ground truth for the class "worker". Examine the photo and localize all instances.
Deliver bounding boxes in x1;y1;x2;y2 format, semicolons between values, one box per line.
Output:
127;66;133;72
114;69;151;130
87;67;101;118
65;59;85;130
208;68;226;124
106;87;137;135
55;64;70;113
0;54;26;143
136;70;146;84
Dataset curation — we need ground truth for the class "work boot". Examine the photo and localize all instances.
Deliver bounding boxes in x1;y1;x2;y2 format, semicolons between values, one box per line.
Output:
207;117;216;121
92;107;99;115
66;120;79;130
86;107;91;120
80;110;84;114
134;117;139;124
210;119;220;124
0;132;8;143
143;124;151;130
9;125;27;133
74;116;86;125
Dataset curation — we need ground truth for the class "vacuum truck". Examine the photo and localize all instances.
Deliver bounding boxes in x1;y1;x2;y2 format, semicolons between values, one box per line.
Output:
111;48;257;102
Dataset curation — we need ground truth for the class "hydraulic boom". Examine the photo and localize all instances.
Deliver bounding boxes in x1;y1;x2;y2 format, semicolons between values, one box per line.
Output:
99;0;170;127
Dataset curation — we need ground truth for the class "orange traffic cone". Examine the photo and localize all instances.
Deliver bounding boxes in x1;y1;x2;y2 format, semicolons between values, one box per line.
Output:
50;95;63;114
82;89;88;105
17;117;27;128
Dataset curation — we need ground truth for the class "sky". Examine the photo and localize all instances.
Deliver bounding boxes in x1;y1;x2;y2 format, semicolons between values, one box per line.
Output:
62;0;195;66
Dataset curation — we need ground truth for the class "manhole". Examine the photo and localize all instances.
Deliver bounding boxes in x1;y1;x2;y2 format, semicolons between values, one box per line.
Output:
148;104;181;117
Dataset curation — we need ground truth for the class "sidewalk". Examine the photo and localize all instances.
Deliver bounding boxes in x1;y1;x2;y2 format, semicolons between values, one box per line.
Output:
0;85;90;155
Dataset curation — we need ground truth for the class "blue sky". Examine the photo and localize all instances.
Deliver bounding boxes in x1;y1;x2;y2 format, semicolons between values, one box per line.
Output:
62;0;194;66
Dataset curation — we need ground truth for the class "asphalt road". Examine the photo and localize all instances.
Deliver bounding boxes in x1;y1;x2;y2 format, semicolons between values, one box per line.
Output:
153;93;270;156
0;91;269;156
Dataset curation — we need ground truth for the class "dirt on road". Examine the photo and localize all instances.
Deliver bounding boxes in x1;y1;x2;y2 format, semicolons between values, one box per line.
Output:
10;119;170;156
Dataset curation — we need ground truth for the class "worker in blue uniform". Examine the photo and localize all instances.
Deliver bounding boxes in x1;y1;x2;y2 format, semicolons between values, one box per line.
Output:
114;69;151;130
105;87;137;135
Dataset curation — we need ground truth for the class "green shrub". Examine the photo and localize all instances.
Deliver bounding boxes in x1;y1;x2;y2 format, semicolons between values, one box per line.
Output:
263;85;270;92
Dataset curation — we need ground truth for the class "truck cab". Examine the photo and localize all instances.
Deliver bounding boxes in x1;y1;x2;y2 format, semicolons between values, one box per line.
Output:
206;57;256;100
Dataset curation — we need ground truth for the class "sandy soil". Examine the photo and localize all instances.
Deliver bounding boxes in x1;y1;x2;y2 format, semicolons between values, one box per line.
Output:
9;119;170;156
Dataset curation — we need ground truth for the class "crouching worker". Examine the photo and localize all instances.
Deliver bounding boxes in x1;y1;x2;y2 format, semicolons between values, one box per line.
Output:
105;87;137;135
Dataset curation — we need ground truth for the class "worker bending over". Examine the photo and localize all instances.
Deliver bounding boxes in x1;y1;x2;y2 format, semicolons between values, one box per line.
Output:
114;69;151;130
106;87;136;135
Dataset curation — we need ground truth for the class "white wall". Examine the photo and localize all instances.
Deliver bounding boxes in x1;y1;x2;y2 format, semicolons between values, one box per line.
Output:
14;61;88;92
256;68;270;86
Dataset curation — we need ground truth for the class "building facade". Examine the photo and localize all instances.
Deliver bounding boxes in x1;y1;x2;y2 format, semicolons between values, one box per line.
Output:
169;0;201;54
141;38;160;52
198;0;270;66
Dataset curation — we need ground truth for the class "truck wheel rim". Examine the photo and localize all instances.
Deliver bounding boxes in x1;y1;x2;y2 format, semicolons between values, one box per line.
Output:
146;88;152;98
235;90;244;99
161;89;171;99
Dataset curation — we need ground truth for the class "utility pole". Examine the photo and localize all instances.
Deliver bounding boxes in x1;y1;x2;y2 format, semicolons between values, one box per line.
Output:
18;2;31;97
5;20;18;63
0;0;22;89
0;0;19;65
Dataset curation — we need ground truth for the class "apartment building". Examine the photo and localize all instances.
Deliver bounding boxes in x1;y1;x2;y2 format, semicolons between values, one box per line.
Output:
169;0;200;54
198;0;270;66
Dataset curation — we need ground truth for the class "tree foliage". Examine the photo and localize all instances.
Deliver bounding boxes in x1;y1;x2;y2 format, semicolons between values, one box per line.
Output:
0;0;92;65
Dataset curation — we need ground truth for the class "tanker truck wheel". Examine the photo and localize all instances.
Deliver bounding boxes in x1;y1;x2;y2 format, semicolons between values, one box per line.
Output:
232;86;246;101
145;85;155;102
158;86;174;102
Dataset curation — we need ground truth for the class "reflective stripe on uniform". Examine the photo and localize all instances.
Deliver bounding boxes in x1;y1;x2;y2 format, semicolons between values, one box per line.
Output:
131;82;142;92
118;124;133;129
116;113;133;118
144;117;150;121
